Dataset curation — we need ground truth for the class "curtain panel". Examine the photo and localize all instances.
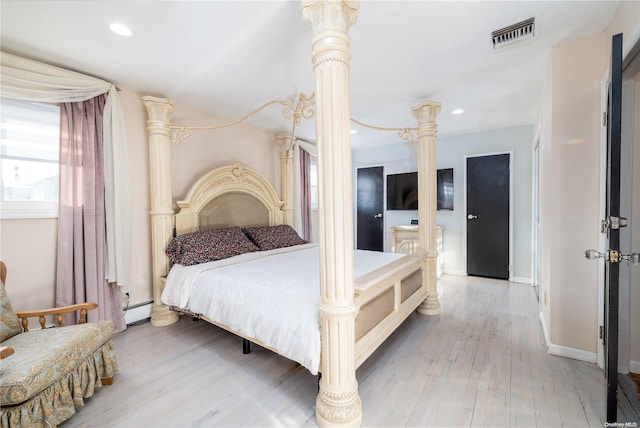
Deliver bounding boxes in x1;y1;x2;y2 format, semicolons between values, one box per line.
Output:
293;140;316;242
0;51;131;290
58;96;125;331
299;149;312;242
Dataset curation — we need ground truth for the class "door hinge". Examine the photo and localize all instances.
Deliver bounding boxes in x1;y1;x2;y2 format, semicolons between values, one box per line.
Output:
601;216;628;233
599;325;604;340
603;111;608;126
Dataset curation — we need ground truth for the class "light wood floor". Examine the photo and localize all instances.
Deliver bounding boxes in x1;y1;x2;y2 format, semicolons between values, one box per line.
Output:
64;275;639;427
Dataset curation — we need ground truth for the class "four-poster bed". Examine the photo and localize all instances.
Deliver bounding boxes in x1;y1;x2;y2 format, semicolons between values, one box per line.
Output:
143;2;441;426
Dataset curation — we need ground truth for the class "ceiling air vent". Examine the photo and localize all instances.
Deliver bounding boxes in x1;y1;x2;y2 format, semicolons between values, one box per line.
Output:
492;17;535;50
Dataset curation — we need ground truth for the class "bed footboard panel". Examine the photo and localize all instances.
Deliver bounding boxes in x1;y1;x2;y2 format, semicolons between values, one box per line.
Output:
354;253;426;368
355;288;395;340
400;269;422;303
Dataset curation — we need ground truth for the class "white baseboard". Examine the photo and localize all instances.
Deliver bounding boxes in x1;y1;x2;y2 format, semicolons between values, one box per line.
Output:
124;301;153;325
539;311;551;346
539;311;597;363
547;343;597;363
630;359;640;374
441;271;531;284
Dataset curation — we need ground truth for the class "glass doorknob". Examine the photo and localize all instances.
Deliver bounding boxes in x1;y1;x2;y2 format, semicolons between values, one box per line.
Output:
585;249;606;260
622;252;639;265
585;249;639;265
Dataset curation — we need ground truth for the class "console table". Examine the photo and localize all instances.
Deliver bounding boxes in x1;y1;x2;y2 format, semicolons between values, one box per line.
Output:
390;225;443;279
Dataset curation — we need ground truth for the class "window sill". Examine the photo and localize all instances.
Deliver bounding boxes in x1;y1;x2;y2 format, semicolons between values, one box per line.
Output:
0;202;58;219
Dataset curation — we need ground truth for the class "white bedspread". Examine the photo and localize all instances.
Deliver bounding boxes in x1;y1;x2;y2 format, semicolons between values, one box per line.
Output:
162;244;403;375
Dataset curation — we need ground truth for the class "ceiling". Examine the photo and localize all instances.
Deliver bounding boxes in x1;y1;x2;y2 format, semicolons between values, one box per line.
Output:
0;1;620;149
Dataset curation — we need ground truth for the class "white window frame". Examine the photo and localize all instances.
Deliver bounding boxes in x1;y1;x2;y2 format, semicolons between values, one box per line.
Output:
1;98;60;219
1;201;58;219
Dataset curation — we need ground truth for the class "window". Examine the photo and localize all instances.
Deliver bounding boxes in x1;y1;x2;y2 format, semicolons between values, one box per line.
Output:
1;98;60;219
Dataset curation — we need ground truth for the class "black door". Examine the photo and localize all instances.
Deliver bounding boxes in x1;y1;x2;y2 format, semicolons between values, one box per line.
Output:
357;166;384;251
604;32;623;424
466;154;510;279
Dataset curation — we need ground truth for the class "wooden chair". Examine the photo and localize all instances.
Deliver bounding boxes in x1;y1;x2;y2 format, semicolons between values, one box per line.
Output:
0;260;99;332
0;260;118;427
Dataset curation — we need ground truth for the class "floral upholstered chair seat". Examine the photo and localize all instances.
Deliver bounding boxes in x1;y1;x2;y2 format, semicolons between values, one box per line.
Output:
0;277;118;428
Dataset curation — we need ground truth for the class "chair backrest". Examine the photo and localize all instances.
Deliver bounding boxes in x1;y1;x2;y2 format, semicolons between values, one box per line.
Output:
0;261;6;284
0;269;22;342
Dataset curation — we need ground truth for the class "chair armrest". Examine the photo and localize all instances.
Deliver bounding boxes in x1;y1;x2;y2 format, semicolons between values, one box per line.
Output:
0;346;14;359
16;302;99;332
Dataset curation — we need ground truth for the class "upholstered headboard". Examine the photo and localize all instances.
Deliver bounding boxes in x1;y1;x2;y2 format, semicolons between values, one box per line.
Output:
174;163;284;235
198;192;269;229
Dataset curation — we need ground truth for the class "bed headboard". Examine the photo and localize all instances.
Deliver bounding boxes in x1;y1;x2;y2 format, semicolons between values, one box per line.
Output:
174;163;284;235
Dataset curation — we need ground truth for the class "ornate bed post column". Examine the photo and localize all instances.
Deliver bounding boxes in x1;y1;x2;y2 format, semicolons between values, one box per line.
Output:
303;1;361;426
143;96;179;327
413;101;442;316
277;134;295;227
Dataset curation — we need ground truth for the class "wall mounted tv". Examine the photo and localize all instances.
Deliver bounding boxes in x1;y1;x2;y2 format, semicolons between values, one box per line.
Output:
386;169;454;211
386;172;418;210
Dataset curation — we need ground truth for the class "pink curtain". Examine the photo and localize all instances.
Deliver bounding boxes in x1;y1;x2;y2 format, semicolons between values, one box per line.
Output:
300;148;312;242
56;95;125;332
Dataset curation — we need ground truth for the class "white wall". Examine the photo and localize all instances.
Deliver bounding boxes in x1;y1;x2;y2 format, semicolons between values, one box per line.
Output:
540;31;610;356
0;218;57;312
352;124;534;282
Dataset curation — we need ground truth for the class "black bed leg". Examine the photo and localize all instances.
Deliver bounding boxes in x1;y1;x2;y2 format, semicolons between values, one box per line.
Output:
243;339;251;354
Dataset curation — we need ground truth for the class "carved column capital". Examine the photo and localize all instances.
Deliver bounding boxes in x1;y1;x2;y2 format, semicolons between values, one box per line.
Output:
412;101;442;135
276;134;295;158
303;1;359;68
143;96;174;122
302;0;359;34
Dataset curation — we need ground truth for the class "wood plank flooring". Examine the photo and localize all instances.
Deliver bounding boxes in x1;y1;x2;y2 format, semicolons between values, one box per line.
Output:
63;275;638;427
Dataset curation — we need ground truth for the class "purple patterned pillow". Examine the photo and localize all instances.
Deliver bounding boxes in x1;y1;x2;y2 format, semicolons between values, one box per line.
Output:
242;225;308;251
166;227;259;266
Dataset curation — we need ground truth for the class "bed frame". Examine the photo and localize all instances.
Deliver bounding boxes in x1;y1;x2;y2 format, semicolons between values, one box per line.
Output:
143;2;441;426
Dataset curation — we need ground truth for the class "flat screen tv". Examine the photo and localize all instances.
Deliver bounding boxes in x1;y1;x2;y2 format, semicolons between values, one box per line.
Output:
386;169;454;211
386;172;418;210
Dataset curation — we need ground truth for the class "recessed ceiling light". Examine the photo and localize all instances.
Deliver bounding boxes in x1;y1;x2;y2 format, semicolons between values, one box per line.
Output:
452;108;464;115
109;22;132;37
350;129;358;135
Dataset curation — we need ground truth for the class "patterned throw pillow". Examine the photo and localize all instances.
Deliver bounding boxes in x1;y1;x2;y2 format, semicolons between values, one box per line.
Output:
166;227;259;266
242;225;308;251
0;281;23;342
